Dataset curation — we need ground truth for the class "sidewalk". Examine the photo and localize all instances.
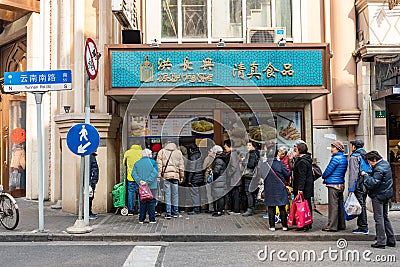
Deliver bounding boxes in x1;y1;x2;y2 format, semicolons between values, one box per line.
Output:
1;198;399;242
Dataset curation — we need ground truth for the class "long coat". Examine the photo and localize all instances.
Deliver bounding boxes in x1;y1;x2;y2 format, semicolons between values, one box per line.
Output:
292;153;314;199
211;153;227;199
261;159;291;207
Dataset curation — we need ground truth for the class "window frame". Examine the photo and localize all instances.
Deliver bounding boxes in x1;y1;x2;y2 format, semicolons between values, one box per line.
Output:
160;0;292;43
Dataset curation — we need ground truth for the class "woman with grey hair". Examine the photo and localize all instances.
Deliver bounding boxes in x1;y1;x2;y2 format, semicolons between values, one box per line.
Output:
132;149;159;223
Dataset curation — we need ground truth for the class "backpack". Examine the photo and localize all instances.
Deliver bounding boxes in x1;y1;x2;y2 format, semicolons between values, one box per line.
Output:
312;163;322;181
354;151;371;193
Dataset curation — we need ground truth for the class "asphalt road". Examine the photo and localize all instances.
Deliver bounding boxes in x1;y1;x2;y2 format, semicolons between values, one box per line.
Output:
0;241;397;267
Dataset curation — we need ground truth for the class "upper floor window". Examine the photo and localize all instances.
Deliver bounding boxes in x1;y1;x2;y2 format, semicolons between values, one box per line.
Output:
161;0;292;42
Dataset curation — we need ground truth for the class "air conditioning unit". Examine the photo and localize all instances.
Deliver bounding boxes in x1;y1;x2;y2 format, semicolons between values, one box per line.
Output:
112;0;135;29
247;27;286;43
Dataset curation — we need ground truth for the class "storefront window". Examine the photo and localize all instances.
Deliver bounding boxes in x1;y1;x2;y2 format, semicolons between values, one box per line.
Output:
162;0;179;39
246;0;292;38
182;0;207;38
8;101;27;193
161;0;292;41
211;0;243;39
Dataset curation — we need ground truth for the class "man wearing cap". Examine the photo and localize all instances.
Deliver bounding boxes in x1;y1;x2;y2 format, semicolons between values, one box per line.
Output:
348;139;369;234
322;140;348;232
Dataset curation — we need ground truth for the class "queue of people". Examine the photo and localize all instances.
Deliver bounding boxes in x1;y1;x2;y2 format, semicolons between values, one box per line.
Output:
120;138;396;248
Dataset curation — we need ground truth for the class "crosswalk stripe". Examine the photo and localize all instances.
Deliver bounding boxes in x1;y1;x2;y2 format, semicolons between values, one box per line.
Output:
123;246;162;267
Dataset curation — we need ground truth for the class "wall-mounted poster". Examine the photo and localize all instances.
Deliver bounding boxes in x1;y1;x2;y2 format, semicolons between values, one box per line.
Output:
129;115;150;136
276;111;302;146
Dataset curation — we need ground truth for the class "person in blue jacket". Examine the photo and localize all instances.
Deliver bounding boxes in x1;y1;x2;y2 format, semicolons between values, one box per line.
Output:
322;140;348;232
132;149;159;224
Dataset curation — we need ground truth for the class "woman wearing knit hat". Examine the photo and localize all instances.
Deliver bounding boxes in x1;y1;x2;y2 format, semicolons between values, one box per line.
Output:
321;140;348;232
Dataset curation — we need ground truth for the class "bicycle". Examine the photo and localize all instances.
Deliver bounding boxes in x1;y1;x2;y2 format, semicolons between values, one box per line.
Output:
0;185;19;230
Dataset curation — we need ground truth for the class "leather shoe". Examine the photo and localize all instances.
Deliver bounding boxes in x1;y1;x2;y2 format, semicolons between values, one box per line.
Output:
322;227;337;232
371;243;385;249
386;242;396;248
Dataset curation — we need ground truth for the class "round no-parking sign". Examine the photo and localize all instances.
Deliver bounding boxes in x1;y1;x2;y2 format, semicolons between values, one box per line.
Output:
84;38;99;80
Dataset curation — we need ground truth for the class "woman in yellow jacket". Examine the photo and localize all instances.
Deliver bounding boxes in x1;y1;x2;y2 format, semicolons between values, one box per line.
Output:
123;144;143;215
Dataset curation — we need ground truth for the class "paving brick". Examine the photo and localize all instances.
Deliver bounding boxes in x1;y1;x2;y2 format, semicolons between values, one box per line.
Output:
1;198;399;242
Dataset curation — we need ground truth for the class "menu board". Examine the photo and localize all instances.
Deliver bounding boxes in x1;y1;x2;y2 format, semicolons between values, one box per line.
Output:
150;115;192;136
276;111;302;146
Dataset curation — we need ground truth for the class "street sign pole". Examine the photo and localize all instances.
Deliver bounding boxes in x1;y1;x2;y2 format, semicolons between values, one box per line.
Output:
34;92;45;232
84;75;91;225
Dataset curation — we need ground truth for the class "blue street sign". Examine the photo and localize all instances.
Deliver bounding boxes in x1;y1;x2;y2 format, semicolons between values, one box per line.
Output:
3;70;72;92
66;123;100;156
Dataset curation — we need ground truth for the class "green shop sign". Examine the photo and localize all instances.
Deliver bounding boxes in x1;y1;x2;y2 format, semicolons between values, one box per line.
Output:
106;44;330;90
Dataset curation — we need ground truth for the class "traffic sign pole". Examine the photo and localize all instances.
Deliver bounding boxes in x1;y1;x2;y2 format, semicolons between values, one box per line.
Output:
35;92;45;232
84;75;91;226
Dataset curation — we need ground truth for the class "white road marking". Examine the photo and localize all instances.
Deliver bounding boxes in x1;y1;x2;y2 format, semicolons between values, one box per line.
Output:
123;246;161;267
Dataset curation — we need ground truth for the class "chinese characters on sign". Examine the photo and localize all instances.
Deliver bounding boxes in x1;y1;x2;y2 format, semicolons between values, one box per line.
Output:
140;56;295;84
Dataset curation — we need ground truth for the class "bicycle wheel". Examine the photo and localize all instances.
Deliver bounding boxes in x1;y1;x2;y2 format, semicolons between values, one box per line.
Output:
0;194;19;230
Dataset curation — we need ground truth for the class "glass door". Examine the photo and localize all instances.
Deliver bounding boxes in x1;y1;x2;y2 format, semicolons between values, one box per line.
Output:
2;95;27;197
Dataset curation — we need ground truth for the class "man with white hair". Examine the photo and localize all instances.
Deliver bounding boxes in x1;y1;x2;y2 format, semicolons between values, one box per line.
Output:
132;148;159;223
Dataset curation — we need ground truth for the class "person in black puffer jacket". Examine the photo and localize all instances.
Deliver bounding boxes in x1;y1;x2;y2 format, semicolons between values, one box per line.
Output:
242;141;260;216
210;146;227;216
187;143;205;214
292;141;314;231
361;151;396;249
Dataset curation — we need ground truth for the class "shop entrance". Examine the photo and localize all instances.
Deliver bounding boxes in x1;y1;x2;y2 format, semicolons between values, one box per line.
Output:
0;38;27;197
387;97;400;202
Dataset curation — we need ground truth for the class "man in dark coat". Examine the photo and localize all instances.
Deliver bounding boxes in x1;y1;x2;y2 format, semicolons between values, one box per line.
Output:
292;141;314;231
361;151;396;249
187;143;205;214
224;139;242;214
89;151;99;219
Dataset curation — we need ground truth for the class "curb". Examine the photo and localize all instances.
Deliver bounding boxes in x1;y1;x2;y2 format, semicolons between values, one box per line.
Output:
1;232;399;243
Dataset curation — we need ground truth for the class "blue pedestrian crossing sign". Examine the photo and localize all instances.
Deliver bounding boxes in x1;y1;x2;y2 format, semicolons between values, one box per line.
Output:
66;123;100;156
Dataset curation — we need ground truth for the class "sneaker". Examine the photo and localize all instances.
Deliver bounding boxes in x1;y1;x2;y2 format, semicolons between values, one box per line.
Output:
269;227;276;232
89;214;98;220
212;212;224;217
128;212;134;216
149;221;157;224
263;214;269;219
165;214;172;220
282;227;288;231
352;228;369;235
139;221;144;224
229;211;241;215
173;214;178;218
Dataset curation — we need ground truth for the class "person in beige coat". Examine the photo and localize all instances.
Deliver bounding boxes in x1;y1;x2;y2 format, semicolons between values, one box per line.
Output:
157;141;184;219
10;143;26;190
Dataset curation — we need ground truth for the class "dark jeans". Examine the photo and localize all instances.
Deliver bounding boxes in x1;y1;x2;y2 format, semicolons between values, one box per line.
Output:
190;182;204;212
371;197;396;246
327;187;346;231
354;191;368;230
246;189;258;209
139;198;156;222
89;195;94;215
229;186;240;212
214;196;225;213
268;206;288;228
127;180;140;212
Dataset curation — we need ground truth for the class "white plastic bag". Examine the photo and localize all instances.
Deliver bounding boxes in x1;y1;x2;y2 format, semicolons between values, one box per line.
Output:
344;193;362;216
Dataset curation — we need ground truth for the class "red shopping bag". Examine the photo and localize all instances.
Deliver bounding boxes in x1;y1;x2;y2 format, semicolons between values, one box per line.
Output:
287;195;298;226
139;184;153;202
294;195;313;228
